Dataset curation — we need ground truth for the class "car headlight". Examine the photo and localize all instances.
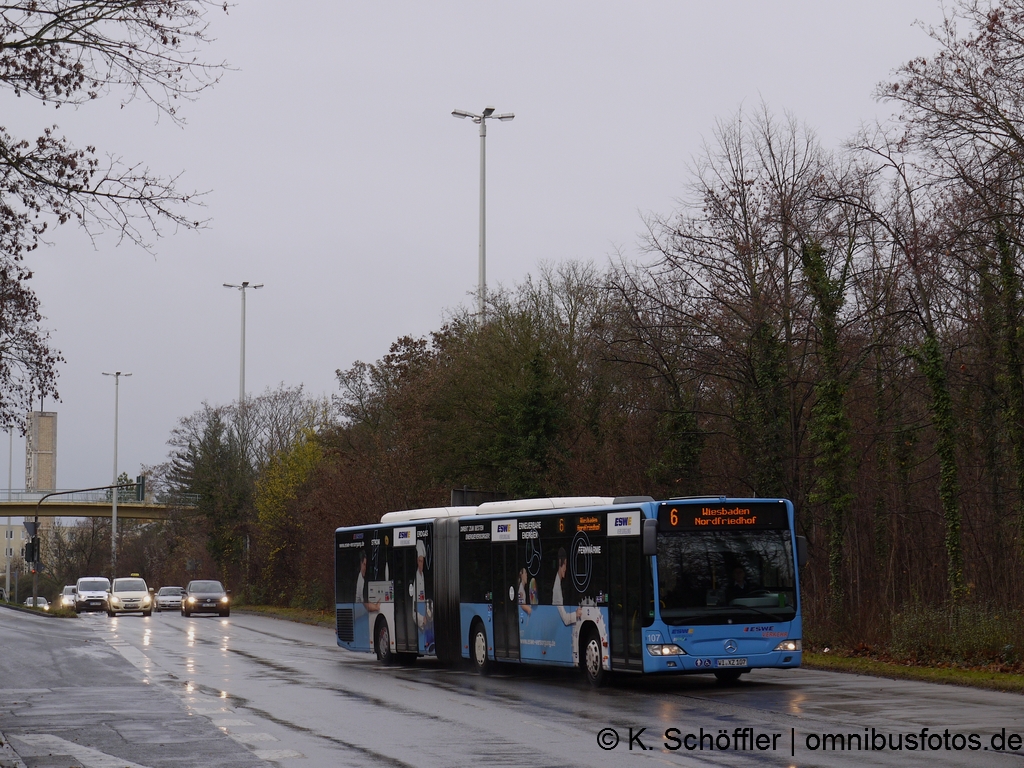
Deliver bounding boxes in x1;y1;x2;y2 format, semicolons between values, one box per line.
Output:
142;596;151;606
647;643;686;656
187;596;196;604
110;597;121;606
43;605;49;611
220;596;229;603
773;640;802;652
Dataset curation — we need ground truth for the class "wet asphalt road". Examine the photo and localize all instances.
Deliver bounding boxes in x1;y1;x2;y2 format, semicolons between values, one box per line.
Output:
1;606;1023;768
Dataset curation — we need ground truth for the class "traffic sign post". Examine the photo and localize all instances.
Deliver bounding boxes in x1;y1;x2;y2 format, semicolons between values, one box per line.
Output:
32;482;135;608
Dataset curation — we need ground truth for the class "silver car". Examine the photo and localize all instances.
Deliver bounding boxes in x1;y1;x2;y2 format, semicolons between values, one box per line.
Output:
155;586;184;612
58;585;77;609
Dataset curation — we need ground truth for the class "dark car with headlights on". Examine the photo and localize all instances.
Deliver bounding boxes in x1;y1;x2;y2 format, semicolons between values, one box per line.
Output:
182;580;230;617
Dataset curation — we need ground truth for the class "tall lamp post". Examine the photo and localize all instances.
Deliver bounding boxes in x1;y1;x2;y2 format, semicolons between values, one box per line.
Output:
5;428;11;599
223;282;263;405
452;106;514;322
102;371;131;578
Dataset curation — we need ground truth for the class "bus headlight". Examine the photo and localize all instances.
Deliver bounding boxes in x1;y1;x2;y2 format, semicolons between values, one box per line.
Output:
773;640;802;652
647;644;686;656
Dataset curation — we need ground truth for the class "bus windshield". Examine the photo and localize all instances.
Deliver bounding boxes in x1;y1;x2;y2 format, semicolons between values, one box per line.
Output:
657;529;796;625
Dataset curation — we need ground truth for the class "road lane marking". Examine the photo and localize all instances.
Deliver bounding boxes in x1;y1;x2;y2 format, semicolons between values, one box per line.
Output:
88;622;307;764
230;732;279;743
12;734;153;768
253;749;303;760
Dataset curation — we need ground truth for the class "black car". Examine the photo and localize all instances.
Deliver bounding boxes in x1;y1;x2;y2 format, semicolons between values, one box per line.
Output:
181;580;230;617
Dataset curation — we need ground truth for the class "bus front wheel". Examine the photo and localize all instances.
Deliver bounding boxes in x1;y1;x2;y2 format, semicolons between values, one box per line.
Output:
375;619;393;665
470;622;490;674
581;626;607;687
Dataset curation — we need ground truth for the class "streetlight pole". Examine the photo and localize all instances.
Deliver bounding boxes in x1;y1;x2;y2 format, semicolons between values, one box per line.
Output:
223;282;263;405
452;106;514;322
5;428;10;600
102;371;131;579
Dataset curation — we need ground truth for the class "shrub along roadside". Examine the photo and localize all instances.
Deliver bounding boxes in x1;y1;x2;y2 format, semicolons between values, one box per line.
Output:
804;603;1024;694
888;604;1022;667
803;653;1024;695
0;602;77;618
233;605;334;629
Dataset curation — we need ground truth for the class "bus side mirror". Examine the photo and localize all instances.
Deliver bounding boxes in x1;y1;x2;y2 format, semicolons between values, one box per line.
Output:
796;535;808;568
642;518;658;557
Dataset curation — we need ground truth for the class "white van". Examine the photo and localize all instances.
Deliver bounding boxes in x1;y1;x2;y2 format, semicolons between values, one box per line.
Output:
75;576;111;613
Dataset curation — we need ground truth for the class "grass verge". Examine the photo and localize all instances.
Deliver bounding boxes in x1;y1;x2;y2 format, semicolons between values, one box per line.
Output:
233;605;334;629
0;602;77;618
804;652;1024;694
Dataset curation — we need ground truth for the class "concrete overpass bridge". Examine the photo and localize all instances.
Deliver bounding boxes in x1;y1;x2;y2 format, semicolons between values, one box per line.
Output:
0;490;197;521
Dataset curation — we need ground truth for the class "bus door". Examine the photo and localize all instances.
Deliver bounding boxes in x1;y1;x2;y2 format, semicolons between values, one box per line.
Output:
393;530;419;654
608;536;643;671
491;542;520;661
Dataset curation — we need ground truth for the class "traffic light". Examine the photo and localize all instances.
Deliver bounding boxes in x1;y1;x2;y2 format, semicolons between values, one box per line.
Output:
23;538;36;563
135;475;146;502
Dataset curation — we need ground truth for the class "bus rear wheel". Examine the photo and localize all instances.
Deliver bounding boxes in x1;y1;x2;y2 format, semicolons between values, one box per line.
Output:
714;669;743;684
375;619;393;665
581;626;607;687
470;622;490;674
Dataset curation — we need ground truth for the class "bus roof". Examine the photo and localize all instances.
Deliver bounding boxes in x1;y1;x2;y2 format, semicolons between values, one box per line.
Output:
337;497;793;533
377;496;655;525
379;506;478;523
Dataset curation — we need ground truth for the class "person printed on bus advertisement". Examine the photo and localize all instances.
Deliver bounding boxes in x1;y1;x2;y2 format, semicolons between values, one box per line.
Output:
518;567;532;616
356;550;380;612
415;540;427;603
415;539;435;652
552;547;582;625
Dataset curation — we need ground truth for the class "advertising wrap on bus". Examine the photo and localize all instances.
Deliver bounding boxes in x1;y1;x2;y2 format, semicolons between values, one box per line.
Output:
334;497;804;686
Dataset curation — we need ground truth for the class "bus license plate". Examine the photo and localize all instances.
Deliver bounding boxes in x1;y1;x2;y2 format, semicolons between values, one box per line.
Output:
716;658;747;667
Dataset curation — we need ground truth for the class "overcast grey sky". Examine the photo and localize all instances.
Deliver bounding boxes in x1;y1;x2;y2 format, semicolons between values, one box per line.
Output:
4;1;944;493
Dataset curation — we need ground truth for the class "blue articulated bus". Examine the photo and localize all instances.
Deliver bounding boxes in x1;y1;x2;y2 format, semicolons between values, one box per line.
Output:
334;496;806;685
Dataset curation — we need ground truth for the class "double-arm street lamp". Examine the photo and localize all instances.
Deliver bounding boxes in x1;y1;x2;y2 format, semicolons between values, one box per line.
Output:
101;370;131;578
452;106;514;322
223;282;263;405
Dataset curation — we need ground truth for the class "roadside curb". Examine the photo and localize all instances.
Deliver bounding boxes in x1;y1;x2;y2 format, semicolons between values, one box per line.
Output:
0;602;73;618
0;732;28;768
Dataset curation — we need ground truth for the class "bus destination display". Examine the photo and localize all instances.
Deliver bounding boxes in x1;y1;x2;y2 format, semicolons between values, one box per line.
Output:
657;501;789;531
